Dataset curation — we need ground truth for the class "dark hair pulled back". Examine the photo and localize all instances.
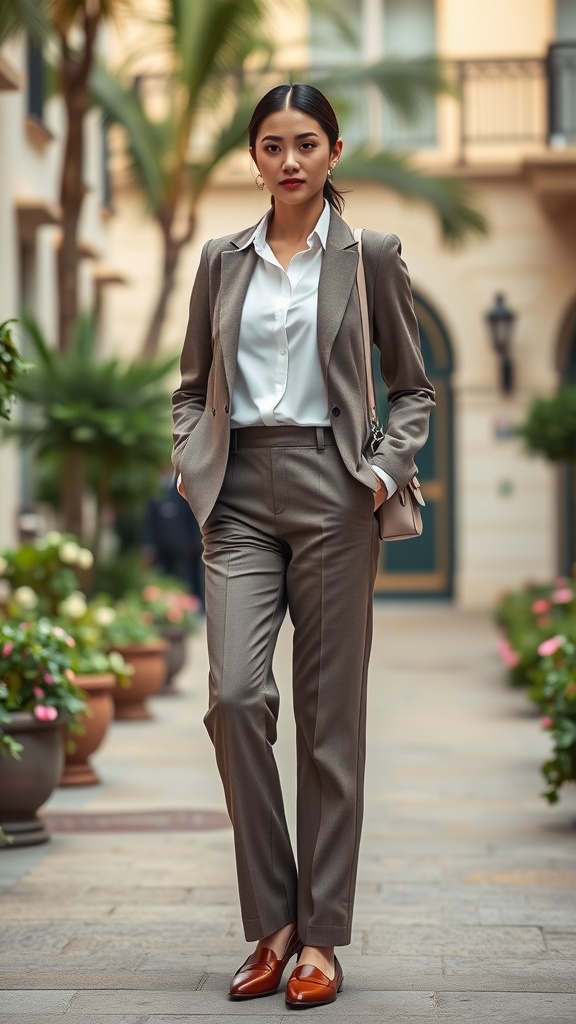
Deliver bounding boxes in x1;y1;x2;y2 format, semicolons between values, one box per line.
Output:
248;83;346;214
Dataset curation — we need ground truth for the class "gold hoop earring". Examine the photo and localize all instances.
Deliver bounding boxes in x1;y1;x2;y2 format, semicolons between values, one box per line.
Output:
255;173;265;191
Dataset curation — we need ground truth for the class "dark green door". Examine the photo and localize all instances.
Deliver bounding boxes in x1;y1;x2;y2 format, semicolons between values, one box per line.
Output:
373;294;454;597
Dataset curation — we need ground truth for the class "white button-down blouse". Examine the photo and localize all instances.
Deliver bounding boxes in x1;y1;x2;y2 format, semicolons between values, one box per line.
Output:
230;200;397;496
231;200;331;429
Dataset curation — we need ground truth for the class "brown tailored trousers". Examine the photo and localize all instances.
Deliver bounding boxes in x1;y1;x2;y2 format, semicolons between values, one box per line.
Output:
201;425;380;946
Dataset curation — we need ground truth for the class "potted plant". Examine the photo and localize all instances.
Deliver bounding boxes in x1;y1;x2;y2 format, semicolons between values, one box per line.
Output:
139;581;200;693
0;619;86;846
0;531;94;618
529;634;576;804
60;624;132;786
95;600;167;721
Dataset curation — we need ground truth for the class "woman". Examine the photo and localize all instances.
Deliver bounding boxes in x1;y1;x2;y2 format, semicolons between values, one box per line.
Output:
172;83;434;1009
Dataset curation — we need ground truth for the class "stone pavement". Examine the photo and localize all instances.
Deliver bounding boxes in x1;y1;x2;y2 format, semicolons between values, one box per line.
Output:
1;605;576;1023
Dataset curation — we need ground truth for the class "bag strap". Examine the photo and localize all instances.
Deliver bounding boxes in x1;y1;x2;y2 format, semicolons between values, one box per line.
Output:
353;228;378;429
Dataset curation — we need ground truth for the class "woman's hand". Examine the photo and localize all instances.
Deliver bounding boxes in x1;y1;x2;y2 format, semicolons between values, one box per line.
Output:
373;476;388;511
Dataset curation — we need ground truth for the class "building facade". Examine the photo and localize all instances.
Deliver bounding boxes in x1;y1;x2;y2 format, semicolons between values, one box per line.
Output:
2;2;576;608
0;31;112;546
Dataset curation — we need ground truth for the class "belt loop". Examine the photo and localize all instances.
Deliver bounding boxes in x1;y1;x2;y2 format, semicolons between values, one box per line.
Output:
315;427;325;452
231;428;238;453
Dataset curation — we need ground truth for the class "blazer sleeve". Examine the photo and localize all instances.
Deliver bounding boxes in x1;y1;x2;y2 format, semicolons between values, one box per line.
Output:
171;241;213;472
368;232;435;491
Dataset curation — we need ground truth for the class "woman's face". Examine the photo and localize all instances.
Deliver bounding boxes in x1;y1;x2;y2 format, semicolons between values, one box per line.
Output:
250;106;342;208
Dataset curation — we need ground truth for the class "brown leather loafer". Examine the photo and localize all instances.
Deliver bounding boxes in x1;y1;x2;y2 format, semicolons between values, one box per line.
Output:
229;928;303;1000
285;955;343;1008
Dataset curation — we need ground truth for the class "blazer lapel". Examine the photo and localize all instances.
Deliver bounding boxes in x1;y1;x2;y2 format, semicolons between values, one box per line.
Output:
219;240;259;397
317;212;358;370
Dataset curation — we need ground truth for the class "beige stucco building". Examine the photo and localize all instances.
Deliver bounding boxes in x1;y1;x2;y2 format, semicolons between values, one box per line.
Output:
2;1;576;608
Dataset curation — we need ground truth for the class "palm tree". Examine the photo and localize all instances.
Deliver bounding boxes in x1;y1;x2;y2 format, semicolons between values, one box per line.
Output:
93;1;487;359
7;313;176;553
0;1;129;353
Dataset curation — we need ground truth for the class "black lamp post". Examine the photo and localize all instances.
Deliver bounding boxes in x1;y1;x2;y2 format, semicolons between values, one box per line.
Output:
485;293;516;394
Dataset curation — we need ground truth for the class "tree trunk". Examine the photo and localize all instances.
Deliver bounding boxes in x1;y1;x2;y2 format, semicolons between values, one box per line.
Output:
139;211;196;360
57;12;98;353
60;448;85;539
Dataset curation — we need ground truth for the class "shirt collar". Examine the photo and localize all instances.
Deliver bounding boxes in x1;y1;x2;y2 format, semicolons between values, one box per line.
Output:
238;199;331;253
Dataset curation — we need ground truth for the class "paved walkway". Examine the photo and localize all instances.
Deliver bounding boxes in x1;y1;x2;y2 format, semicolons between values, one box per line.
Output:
1;606;575;1022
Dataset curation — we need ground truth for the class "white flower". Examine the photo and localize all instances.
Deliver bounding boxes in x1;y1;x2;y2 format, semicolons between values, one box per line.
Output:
45;531;63;546
93;605;116;628
59;541;81;565
13;586;39;610
77;548;94;570
58;591;88;619
0;579;12;601
0;556;8;575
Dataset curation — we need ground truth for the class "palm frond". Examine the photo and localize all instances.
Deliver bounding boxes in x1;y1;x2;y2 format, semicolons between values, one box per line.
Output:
340;148;488;245
90;63;168;211
313;57;456;123
167;0;267;115
0;0;49;45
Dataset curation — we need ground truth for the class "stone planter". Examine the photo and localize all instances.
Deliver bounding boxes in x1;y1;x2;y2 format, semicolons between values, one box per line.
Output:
0;712;64;847
60;672;115;787
158;626;189;695
110;640;168;721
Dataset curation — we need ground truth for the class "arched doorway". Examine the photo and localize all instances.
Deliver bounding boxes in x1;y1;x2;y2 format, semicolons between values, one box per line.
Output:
373;292;454;597
556;297;576;575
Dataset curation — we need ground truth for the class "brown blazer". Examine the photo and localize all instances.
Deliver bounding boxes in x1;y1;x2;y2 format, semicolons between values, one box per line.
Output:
172;209;435;527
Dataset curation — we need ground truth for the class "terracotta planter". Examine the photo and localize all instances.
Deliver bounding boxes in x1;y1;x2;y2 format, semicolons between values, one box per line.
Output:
60;672;115;787
0;712;64;847
110;640;168;721
158;626;190;695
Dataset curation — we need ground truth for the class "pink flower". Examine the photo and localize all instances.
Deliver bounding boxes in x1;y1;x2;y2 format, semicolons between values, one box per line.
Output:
43;673;55;684
552;588;573;604
537;635;566;657
540;716;554;730
555;576;570;588
33;705;58;722
143;585;162;602
167;606;184;622
65;669;76;682
66;636;76;648
532;599;551;615
52;626;67;638
497;638;520;668
2;642;13;657
33;686;44;699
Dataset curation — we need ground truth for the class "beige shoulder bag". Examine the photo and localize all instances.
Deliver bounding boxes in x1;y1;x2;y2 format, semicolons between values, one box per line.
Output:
354;228;425;542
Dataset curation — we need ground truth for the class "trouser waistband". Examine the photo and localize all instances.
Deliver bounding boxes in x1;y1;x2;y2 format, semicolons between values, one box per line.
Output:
230;426;335;451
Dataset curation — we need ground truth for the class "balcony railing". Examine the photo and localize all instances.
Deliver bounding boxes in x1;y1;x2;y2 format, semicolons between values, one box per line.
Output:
127;43;576;172
454;43;576;164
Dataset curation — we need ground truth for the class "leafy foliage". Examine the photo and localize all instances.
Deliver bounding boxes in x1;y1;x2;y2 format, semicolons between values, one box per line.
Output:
0;619;86;757
4;312;176;552
0;321;28;422
494;578;576;803
516;389;576;463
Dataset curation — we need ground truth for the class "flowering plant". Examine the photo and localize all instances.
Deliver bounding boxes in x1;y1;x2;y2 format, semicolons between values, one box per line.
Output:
93;599;161;647
139;582;200;635
494;578;576;687
529;634;576;804
0;619;87;758
0;533;94;619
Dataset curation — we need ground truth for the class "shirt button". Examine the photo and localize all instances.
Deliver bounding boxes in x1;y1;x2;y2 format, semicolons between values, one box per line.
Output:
332;407;341;417
280;349;286;356
224;405;229;413
212;408;216;416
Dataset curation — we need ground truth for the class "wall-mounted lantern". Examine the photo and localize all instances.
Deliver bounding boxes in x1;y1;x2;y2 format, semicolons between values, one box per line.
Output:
485;293;516;395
